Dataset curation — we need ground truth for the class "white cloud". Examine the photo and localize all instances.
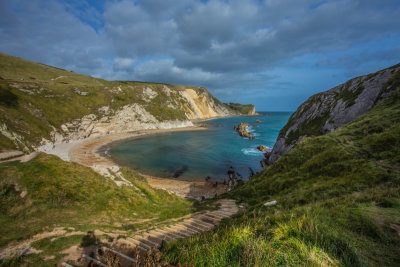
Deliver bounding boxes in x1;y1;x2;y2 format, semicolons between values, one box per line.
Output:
0;0;400;110
114;57;135;70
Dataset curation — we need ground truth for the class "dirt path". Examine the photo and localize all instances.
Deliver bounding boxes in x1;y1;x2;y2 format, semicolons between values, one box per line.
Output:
64;199;240;267
0;152;38;163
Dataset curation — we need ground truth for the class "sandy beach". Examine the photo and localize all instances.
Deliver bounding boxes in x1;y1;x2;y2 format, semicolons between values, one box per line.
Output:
46;126;228;199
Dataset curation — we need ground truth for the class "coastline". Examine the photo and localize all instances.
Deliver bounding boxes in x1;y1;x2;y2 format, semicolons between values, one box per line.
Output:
191;113;261;123
46;125;228;199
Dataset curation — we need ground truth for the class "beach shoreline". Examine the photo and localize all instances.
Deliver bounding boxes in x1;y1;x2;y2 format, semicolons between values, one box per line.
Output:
45;125;228;199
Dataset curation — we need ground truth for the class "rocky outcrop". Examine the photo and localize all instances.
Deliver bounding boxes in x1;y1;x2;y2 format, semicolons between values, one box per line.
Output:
266;63;400;165
227;167;239;191
234;123;254;139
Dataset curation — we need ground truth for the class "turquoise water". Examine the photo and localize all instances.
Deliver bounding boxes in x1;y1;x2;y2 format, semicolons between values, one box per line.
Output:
109;112;291;182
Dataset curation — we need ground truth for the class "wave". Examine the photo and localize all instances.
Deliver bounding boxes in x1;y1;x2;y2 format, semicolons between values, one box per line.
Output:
241;148;263;156
241;145;272;156
245;126;254;132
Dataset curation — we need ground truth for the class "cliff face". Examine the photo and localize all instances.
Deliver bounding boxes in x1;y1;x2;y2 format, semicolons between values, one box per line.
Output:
0;53;255;151
266;63;400;165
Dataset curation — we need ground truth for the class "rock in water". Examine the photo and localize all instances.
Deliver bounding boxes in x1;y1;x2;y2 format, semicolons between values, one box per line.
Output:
234;123;254;139
256;119;261;123
257;145;267;151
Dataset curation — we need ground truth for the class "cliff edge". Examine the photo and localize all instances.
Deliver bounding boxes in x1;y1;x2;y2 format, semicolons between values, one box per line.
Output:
266;62;400;165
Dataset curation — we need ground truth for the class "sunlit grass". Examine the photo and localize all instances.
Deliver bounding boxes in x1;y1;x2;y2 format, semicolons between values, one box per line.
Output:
161;89;400;266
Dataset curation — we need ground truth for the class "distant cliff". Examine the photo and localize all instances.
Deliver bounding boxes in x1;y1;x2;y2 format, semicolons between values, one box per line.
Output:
0;52;255;152
266;62;400;165
225;103;257;115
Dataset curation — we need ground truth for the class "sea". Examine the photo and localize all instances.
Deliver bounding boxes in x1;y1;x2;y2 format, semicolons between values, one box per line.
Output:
108;112;291;182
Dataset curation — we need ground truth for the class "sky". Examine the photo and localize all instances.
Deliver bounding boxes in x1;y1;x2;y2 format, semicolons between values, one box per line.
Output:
1;0;400;111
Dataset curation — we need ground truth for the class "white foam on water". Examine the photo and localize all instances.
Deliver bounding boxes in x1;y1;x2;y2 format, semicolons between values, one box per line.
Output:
241;148;263;156
245;126;254;132
241;145;272;156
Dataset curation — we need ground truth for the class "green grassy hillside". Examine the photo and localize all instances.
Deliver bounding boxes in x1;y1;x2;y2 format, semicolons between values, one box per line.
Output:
0;52;251;152
0;153;195;265
161;89;400;266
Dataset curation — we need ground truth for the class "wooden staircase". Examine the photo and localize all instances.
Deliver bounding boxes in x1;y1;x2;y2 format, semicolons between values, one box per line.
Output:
63;199;238;267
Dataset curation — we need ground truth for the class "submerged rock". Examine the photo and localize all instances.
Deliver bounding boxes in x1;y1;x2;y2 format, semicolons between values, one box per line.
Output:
173;165;189;178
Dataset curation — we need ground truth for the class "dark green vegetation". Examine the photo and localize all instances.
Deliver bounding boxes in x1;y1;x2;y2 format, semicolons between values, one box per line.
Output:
284;111;330;146
161;89;400;266
226;102;255;115
0;153;195;265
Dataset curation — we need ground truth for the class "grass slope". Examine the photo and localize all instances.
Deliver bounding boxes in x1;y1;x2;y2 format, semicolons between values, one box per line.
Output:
0;52;187;148
0;52;250;150
161;89;400;266
0;153;195;265
226;103;255;115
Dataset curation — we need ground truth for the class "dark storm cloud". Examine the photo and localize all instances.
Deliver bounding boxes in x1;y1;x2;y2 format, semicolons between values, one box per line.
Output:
0;0;400;110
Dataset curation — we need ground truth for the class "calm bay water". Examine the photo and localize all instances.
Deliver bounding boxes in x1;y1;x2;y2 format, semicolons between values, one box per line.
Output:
109;112;291;182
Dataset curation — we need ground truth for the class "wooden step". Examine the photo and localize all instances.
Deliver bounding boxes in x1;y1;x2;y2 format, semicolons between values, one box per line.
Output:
127;237;153;250
165;226;193;237
157;228;184;240
101;246;137;266
142;233;164;246
172;224;200;234
164;226;190;238
179;222;205;233
214;210;233;216
133;235;159;248
82;254;108;267
186;218;214;229
208;212;225;219
120;238;148;252
186;218;214;228
181;221;209;232
150;229;177;242
203;213;223;221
